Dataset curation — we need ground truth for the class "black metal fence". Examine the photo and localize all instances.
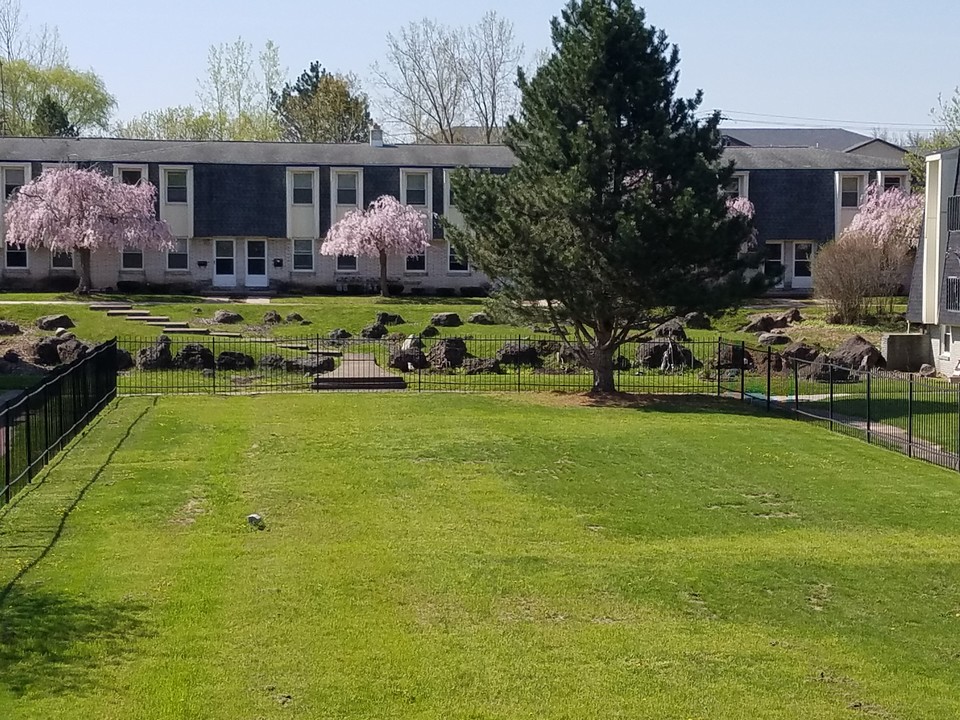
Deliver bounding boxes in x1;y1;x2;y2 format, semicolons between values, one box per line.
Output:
717;339;960;471
116;335;721;395
1;340;118;507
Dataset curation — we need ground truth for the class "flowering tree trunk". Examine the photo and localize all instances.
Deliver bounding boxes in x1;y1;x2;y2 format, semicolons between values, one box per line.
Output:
76;248;93;295
379;248;389;297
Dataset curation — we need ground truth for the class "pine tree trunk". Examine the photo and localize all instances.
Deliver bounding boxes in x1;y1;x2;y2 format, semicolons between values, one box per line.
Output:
589;346;617;394
379;249;389;297
76;248;93;295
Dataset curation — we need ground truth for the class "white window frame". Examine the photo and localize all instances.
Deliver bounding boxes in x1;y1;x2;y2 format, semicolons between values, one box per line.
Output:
291;171;315;206
121;246;144;271
765;241;784;288
942;325;953;359
332;168;363;209
4;243;28;270
292;238;315;272
336;254;358;273
401;169;433;213
286;167;320;240
162;166;190;204
839;174;865;209
167;238;190;271
878;171;909;193
443;168;457;213
405;252;427;274
50;250;75;270
114;163;148;186
448;242;469;273
723;172;750;200
2;163;31;201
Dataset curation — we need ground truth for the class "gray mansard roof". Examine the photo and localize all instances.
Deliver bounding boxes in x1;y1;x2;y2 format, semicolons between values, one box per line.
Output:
0;136;517;168
0;136;907;172
721;127;873;152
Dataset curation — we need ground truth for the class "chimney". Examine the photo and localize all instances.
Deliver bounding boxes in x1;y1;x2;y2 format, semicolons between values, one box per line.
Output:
369;123;384;148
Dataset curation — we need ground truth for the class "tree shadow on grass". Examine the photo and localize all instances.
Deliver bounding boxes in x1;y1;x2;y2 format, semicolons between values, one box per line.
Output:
0;585;149;698
555;392;779;419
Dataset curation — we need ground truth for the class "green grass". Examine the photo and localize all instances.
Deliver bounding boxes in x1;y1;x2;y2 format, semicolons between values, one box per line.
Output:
0;375;41;391
2;394;960;718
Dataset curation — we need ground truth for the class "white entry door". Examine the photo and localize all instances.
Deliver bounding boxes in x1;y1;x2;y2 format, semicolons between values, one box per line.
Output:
213;239;236;288
246;240;269;288
792;242;814;290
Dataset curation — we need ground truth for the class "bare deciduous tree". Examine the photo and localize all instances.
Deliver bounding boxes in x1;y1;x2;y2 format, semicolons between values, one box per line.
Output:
0;0;67;66
373;13;523;144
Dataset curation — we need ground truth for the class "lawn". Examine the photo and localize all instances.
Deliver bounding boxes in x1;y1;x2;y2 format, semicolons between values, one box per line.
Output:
1;394;960;719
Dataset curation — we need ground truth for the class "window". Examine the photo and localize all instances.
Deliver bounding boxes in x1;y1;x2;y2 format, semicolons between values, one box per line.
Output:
51;251;73;269
4;167;25;199
948;196;960;233
764;243;783;279
405;173;427;206
120;169;143;186
794;242;813;278
121;246;143;270
841;176;861;208
293;239;314;271
167;238;189;270
883;175;903;191
166;170;187;203
336;254;357;272
943;325;953;357
5;243;27;268
448;243;469;272
406;253;426;272
947;277;960;312
293;172;314;205
336;173;357;205
723;176;743;199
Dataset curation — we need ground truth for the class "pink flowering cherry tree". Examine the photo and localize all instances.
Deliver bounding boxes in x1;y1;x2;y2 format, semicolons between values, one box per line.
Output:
4;167;175;294
847;182;923;251
320;194;431;297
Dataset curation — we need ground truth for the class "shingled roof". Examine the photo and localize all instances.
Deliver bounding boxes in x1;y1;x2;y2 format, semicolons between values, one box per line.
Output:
721;128;873;152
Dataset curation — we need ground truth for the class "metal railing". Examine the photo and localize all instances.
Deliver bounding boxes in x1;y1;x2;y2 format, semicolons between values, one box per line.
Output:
1;339;118;507
717;339;960;471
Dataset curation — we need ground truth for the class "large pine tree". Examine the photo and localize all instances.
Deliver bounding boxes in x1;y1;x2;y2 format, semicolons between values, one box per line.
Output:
448;0;766;393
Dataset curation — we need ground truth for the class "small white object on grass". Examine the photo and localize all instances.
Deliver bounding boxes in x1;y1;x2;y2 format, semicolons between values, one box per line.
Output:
247;513;264;528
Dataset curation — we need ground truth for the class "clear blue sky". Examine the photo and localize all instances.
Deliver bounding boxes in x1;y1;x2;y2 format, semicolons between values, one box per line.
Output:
27;0;960;136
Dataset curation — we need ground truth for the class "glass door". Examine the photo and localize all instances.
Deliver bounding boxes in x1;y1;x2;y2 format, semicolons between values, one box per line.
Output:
213;239;236;287
245;240;268;288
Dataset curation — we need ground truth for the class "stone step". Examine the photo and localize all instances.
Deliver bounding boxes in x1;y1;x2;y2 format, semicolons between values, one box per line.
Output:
164;327;210;335
140;317;174;325
277;343;309;351
107;309;151;317
311;377;407;391
89;302;133;311
209;331;243;338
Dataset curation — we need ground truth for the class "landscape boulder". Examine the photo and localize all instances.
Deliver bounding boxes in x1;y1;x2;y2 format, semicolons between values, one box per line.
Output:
463;358;502;375
213;310;244;325
400;335;423;351
258;354;286;370
116;348;134;371
3;350;20;363
174;343;215;370
285;312;304;323
654;318;688;341
287;356;335;374
919;364;937;378
375;312;405;326
0;320;21;336
496;341;542;367
421;325;440;338
683;312;711;330
636;340;698;370
742;313;787;333
329;328;352;340
828;335;884;371
389;347;430;371
36;314;74;331
430;312;462;327
777;308;804;325
32;336;64;365
215;351;256;371
715;343;755;371
427;338;468;369
781;341;821;364
754;351;785;374
758;333;791;346
800;356;851;383
136;336;173;370
468;312;495;325
57;339;89;364
360;322;388;339
262;310;282;325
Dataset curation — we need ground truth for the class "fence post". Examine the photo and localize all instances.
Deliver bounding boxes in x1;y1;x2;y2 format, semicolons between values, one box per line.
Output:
517;335;521;393
739;340;746;401
866;372;872;445
956;385;960;472
766;346;772;412
908;374;914;459
3;409;10;504
793;359;799;419
829;363;834;432
716;336;722;398
24;395;32;483
418;334;422;393
211;334;217;396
